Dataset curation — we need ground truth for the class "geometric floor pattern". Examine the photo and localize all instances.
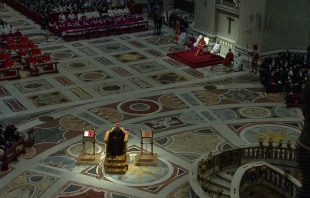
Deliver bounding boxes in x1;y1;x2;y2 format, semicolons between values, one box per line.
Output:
0;5;303;198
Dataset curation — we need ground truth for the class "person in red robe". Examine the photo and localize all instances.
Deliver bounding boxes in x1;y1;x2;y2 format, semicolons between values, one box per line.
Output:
195;37;206;56
0;52;10;62
174;29;181;41
175;18;180;34
6;37;15;46
31;45;41;56
19;36;28;43
248;44;260;74
4;59;14;68
223;49;234;67
41;53;53;70
186;33;196;49
20;48;29;66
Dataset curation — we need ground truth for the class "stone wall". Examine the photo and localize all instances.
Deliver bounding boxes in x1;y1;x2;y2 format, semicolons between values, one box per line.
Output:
261;0;310;52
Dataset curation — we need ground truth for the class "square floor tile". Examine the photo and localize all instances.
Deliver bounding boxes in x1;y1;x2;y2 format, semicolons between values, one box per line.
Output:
91;81;133;96
59;59;97;71
148;72;189;85
112;52;148;63
27;91;72;107
96;43;131;53
14;79;54;93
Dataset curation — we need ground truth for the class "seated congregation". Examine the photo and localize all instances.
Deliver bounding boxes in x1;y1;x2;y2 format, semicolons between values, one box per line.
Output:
48;8;146;41
260;50;309;107
0;123;35;171
0;33;57;80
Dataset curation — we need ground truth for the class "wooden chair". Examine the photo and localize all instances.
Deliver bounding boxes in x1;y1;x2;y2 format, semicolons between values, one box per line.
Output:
104;127;129;158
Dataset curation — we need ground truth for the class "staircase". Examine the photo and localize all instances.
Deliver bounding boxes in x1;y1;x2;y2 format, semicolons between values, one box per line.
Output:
207;172;232;197
104;154;129;174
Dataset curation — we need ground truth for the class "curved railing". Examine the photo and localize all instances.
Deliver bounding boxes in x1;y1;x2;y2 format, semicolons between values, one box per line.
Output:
189;142;300;198
232;162;301;198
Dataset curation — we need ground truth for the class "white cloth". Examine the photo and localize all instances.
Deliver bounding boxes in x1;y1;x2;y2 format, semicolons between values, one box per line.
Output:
211;43;221;54
232;55;243;71
193;35;203;47
177;32;187;45
59;14;66;23
68;13;76;20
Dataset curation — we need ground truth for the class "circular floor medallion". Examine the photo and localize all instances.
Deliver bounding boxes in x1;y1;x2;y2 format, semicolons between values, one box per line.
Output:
275;106;299;118
101;85;123;92
213;65;230;72
80;72;107;80
68;63;86;68
102;154;173;187
193;91;221;106
213;109;237;121
118;99;162;115
239;107;271;118
30;175;45;183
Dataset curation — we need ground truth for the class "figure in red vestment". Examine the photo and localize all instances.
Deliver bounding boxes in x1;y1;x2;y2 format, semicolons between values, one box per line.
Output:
248;44;259;74
174;29;181;41
20;48;28;65
223;49;234;67
186;33;196;49
195;37;206;56
42;53;53;70
6;37;15;46
31;45;41;56
4;59;14;68
0;52;10;62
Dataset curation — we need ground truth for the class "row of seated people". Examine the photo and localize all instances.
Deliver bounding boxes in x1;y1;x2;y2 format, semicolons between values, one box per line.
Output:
0;21;16;35
260;51;309;105
18;0;117;15
50;15;144;36
58;10;101;23
0;123;21;153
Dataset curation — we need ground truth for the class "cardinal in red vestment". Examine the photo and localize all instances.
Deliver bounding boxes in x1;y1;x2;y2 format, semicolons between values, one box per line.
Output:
223;49;234;67
186;33;196;49
248;44;260;74
195;37;206;56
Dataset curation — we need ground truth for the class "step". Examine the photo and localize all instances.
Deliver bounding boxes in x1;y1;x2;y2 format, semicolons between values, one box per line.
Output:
105;154;128;162
210;176;231;191
104;161;128;168
210;184;230;197
104;166;127;174
217;172;233;182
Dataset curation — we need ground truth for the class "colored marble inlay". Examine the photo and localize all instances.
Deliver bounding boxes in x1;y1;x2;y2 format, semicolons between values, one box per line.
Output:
3;98;27;112
129;77;153;89
96;43;131;53
91;81;133;96
70;87;92;100
54;76;75;86
0;85;11;97
78;47;98;56
78;112;106;125
60;60;96;71
183;68;206;79
179;93;200;106
14;79;54;93
129;61;167;73
144;49;165;58
127;40;147;48
93;56;115;66
27;91;71;107
40;45;66;51
148;72;188;85
111;67;133;76
0;171;58;198
163;58;185;67
75;70;111;82
112;52;148;63
87;38;114;44
145;36;174;45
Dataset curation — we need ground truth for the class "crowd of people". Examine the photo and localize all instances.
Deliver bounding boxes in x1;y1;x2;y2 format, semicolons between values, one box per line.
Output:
0;123;20;153
18;0;118;15
0;20;17;36
259;50;309;99
0;33;55;77
48;10;144;36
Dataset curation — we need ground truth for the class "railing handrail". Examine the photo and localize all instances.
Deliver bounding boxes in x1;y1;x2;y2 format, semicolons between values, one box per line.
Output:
230;161;301;198
190;143;299;198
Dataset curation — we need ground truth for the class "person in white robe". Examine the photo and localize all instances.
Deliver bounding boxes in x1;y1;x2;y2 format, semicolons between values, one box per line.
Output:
68;12;76;20
232;53;243;71
177;32;187;46
211;41;221;55
59;13;66;23
193;35;203;50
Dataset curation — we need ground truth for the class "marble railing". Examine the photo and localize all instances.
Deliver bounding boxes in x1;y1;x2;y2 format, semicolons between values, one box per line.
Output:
189;143;299;198
233;162;301;198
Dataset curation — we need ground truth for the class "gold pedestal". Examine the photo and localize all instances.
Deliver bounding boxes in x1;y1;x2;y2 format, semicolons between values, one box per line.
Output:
104;154;129;174
77;153;101;165
135;153;158;166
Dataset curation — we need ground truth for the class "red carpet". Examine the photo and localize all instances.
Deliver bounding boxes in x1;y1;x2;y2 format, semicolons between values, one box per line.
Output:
167;50;224;68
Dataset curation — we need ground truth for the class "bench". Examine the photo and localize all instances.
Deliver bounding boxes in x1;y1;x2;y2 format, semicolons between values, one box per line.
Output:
0;137;25;171
30;61;59;76
0;66;22;81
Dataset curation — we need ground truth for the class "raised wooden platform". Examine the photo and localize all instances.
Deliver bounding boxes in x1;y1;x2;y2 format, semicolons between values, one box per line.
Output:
135;153;158;166
77;153;101;165
104;154;129;174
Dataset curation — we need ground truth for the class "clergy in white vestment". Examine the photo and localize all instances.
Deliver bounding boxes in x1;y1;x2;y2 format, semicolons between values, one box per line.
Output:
68;12;76;20
177;32;187;46
59;13;66;23
211;41;221;55
232;53;243;72
193;35;203;50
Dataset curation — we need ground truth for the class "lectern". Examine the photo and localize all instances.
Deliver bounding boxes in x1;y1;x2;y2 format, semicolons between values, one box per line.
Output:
135;128;158;166
77;128;101;165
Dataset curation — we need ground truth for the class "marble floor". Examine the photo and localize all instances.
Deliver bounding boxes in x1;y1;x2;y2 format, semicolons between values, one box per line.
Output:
0;6;303;198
